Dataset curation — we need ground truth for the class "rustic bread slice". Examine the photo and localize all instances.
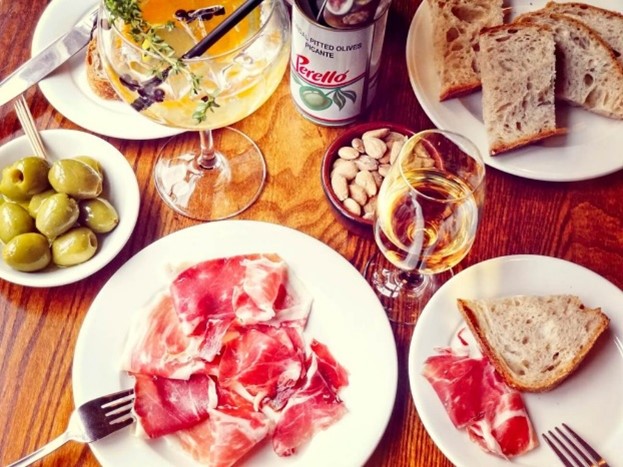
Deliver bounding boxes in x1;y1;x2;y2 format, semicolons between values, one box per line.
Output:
515;11;623;119
427;0;504;101
457;295;610;392
85;37;119;101
545;1;623;62
478;24;565;155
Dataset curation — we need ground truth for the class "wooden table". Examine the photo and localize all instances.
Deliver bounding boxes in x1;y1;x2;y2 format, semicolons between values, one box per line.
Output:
1;1;621;466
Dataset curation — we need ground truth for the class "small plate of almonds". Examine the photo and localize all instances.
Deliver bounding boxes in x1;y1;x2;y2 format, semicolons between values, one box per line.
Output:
320;121;415;236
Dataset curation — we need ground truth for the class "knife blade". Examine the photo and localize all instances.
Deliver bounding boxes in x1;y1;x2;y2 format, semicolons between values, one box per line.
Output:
0;6;98;107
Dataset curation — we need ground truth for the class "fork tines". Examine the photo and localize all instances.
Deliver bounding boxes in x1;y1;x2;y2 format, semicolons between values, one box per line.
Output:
542;423;610;467
101;388;135;425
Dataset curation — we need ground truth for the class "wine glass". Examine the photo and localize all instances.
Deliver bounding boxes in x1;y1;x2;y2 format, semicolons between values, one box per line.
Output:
97;0;290;220
364;129;485;325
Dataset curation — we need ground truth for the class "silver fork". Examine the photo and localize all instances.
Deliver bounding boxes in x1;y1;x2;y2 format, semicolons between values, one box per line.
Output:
7;388;135;467
543;423;610;467
13;94;48;160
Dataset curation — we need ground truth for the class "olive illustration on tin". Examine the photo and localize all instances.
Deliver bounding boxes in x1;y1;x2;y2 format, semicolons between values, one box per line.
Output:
299;86;332;111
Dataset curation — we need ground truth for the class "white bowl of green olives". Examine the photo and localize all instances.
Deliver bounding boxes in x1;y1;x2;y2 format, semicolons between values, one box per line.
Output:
0;129;139;287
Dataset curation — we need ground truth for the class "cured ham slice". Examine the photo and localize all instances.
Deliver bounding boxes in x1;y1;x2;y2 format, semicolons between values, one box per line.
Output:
422;352;485;429
310;339;349;392
468;393;539;457
422;328;538;458
123;254;347;465
232;255;288;323
175;387;273;467
133;373;217;438
171;255;260;335
218;325;306;411
272;349;348;457
121;293;219;379
170;254;312;344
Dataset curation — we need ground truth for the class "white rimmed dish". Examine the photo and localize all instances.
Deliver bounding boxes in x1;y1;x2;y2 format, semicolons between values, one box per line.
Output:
72;220;398;467
408;254;623;466
406;0;623;182
31;0;183;140
0;129;139;287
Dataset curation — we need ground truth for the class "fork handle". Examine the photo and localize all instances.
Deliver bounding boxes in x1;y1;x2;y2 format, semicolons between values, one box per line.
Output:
6;431;72;467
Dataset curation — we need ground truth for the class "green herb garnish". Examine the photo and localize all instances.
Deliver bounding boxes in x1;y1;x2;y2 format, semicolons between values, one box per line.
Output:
103;0;219;123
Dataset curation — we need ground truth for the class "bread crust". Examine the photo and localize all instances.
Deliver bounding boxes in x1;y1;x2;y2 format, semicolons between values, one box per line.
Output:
428;0;504;102
490;128;567;156
515;11;623;119
85;38;119;101
478;23;565;155
545;1;623;59
457;296;610;392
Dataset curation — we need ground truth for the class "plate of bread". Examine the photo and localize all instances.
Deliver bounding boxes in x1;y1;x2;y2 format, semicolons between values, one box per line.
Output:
408;254;622;466
407;0;623;182
31;0;184;140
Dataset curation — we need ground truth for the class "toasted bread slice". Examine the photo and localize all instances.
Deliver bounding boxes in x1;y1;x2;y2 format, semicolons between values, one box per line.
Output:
85;37;119;101
515;11;623;119
427;0;504;101
478;24;566;155
456;295;610;392
545;1;623;63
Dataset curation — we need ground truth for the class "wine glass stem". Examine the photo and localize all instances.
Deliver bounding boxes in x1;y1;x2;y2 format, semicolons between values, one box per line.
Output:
393;269;425;292
197;129;218;170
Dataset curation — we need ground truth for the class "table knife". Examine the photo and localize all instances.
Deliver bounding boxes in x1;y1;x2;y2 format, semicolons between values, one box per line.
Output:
0;6;98;107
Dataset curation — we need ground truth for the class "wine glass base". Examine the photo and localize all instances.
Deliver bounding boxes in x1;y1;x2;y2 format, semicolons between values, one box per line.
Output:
364;254;454;325
153;127;266;221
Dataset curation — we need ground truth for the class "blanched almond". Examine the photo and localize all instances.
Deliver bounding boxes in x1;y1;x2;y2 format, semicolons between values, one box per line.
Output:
351;137;365;153
332;160;358;180
349;183;368;206
355;170;377;197
338;146;359;160
389;140;404;164
363;128;390;139
343;198;362;216
378;164;391;177
331;173;349;201
354;155;378;172
362;137;387;160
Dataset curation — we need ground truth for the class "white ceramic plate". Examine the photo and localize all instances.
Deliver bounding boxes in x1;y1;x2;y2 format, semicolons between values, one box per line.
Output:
406;0;623;182
31;0;183;140
408;254;623;466
0;129;139;287
73;220;398;467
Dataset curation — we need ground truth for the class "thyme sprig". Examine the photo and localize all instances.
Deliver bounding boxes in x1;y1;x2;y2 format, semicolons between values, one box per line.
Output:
103;0;219;123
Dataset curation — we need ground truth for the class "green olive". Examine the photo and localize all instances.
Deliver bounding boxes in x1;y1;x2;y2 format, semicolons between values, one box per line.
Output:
0;202;35;243
35;193;79;240
2;232;51;272
51;227;97;267
28;189;56;218
73;156;103;178
79;197;119;233
0;156;51;201
48;159;103;199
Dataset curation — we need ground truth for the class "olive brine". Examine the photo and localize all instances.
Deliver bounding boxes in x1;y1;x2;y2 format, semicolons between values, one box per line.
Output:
0;155;119;272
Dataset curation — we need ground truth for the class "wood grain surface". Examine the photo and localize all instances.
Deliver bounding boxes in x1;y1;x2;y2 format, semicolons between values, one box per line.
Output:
0;1;622;466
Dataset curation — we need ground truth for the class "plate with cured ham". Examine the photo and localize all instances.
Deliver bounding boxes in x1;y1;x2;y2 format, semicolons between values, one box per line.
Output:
73;220;398;467
408;255;623;466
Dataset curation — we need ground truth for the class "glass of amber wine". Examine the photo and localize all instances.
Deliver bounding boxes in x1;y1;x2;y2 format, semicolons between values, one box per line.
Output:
365;129;485;325
97;0;290;220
